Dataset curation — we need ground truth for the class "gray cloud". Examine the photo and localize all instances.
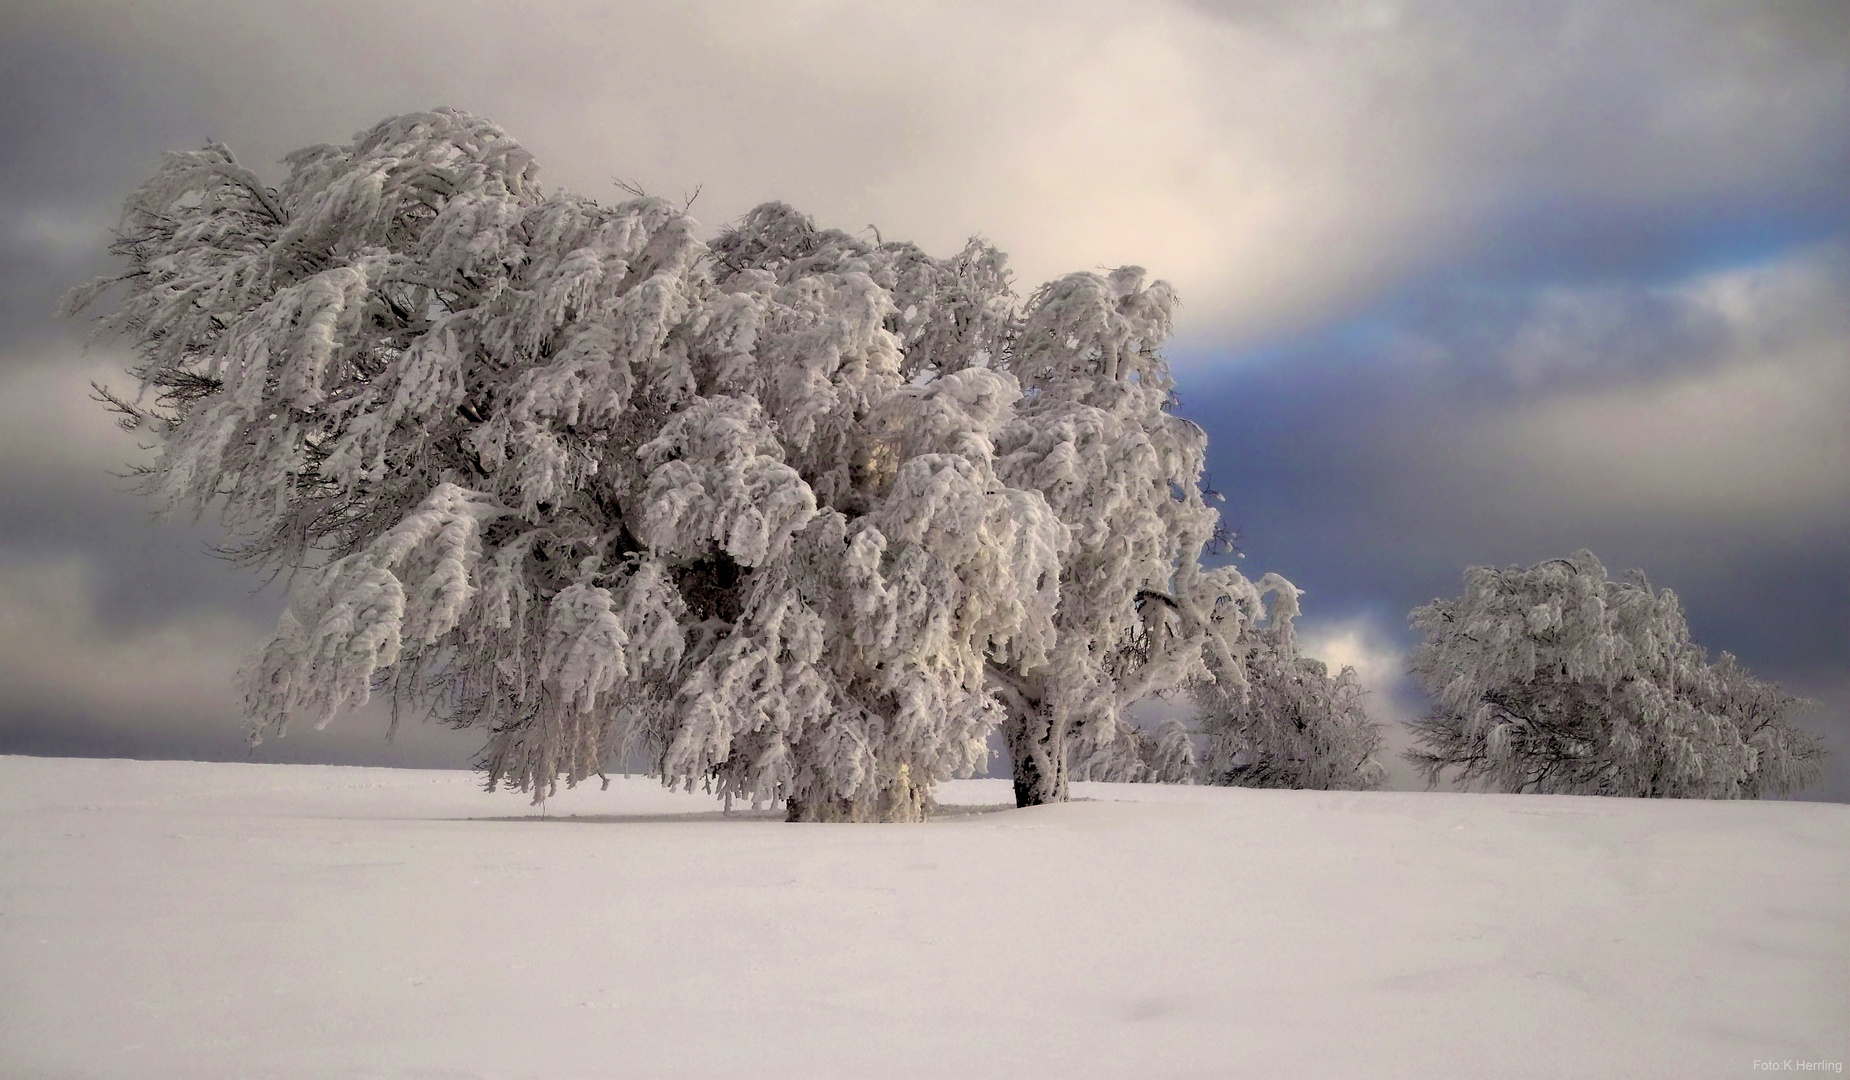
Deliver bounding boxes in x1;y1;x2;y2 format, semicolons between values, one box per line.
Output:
1408;244;1849;525
0;551;475;767
1191;240;1849;798
1;2;1844;794
14;1;1845;343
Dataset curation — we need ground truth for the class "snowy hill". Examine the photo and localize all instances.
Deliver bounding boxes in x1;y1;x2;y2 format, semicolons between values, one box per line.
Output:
3;755;1843;1079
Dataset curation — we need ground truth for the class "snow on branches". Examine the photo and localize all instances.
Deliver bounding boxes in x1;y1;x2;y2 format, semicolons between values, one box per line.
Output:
987;266;1257;805
1407;551;1824;798
74;109;1282;819
1195;578;1387;792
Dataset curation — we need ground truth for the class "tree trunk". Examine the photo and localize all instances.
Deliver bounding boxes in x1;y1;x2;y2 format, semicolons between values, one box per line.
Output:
1005;709;1069;808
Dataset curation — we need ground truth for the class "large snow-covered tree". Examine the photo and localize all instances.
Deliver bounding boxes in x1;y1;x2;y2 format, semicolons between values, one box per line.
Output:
72;109;1274;819
1195;583;1386;791
1406;551;1824;798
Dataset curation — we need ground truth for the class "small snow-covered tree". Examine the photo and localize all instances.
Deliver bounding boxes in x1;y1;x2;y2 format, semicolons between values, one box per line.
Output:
1195;584;1386;791
1406;551;1824;798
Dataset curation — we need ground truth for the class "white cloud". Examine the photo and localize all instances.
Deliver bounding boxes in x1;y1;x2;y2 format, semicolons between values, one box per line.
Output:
1294;612;1439;792
1471;244;1850;526
1298;617;1404;701
28;0;1845;351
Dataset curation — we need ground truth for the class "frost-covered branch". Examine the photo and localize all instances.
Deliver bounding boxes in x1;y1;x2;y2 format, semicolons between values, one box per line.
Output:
1405;550;1824;798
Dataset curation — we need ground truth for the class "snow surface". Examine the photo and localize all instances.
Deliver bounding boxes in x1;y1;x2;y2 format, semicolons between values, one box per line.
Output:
2;755;1844;1079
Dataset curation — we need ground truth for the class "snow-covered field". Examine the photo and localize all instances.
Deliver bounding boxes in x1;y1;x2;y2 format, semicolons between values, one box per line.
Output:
2;755;1843;1079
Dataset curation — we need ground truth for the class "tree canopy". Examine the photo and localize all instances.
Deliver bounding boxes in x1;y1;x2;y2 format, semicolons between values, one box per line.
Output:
73;109;1280;820
1406;551;1824;798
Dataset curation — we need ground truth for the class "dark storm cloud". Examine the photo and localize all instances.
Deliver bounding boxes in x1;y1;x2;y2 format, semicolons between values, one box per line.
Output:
0;23;212;356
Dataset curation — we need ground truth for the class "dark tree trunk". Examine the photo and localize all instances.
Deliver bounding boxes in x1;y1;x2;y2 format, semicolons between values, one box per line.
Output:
1005;708;1069;808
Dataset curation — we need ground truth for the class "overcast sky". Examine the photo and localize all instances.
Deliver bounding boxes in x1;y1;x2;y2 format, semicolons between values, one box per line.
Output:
3;0;1845;798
